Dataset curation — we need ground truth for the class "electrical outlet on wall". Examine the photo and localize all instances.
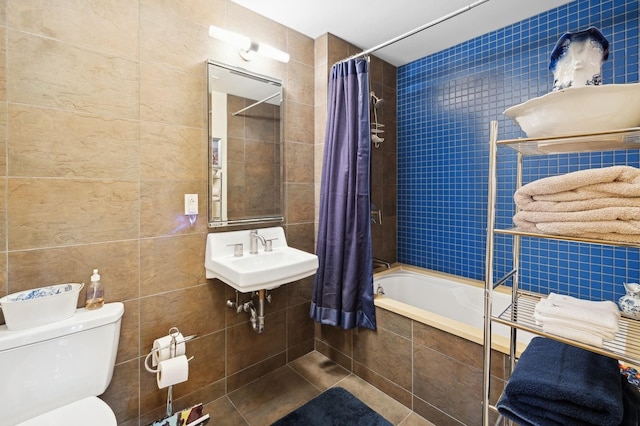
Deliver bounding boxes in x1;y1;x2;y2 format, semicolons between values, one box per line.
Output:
184;194;198;215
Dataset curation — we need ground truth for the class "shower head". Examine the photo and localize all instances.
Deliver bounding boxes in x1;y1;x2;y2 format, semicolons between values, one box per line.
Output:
370;91;384;108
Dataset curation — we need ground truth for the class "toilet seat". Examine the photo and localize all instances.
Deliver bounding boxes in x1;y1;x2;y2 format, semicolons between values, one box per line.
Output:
16;396;117;426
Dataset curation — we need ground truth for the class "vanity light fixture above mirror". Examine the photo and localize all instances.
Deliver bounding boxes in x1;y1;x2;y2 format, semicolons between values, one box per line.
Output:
208;25;290;63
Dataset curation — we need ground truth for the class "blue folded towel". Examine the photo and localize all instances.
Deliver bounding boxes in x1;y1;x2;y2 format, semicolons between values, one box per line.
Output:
497;337;624;426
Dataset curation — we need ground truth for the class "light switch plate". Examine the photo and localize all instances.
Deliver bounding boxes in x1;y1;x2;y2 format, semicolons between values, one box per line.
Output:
184;194;198;215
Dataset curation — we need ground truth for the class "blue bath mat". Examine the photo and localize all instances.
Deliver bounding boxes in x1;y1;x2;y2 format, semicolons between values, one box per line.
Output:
271;387;392;426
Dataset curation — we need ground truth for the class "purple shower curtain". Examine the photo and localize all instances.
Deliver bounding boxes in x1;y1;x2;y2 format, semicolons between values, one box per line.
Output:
310;58;376;330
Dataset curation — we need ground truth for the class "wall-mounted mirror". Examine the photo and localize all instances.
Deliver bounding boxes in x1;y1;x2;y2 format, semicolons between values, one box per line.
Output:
207;59;284;228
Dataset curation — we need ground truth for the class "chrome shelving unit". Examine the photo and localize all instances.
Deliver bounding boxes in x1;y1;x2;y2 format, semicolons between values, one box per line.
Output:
481;123;640;425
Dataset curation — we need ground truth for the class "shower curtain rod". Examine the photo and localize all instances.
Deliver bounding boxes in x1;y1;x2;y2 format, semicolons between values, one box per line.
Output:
232;92;280;116
338;0;491;63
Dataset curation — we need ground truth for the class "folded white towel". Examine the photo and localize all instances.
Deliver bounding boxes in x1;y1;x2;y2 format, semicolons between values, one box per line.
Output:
536;294;617;346
534;314;616;340
534;297;620;329
534;297;619;337
542;323;604;348
547;293;621;318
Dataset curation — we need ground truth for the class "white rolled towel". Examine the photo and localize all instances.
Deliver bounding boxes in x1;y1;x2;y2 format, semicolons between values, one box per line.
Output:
534;297;619;337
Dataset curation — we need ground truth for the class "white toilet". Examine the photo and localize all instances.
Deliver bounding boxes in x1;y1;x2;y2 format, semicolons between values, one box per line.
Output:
0;302;124;425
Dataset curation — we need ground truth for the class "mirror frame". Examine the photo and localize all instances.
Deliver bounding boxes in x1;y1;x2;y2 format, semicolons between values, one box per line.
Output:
206;59;284;228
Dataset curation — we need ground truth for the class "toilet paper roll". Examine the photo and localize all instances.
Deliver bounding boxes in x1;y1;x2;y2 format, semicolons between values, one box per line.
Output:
152;333;186;367
156;355;189;389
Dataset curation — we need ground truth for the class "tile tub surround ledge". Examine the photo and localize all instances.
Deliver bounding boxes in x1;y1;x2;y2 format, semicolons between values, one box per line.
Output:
317;264;511;425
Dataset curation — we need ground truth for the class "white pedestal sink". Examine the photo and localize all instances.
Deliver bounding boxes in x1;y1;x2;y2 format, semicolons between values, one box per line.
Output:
204;227;318;293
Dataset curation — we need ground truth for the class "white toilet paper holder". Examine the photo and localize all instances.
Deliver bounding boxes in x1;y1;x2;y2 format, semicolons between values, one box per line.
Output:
144;327;196;417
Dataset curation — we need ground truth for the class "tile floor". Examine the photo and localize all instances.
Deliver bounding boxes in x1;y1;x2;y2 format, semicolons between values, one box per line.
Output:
202;351;436;426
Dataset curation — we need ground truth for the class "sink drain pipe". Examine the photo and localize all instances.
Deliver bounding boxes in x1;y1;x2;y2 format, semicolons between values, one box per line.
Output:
226;289;270;334
248;290;265;333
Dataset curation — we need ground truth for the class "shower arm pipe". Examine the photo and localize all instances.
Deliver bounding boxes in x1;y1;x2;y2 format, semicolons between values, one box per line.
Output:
337;0;491;64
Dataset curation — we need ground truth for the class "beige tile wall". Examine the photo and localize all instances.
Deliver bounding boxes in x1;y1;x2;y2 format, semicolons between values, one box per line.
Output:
369;58;398;263
0;1;315;424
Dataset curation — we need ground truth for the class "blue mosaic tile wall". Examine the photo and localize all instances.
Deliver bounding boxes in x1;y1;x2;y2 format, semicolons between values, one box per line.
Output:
397;0;640;301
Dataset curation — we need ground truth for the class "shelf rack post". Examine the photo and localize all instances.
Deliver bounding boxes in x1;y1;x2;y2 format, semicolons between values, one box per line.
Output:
482;120;499;425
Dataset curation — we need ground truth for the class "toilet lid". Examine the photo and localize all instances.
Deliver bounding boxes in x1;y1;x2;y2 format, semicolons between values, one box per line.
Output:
16;396;117;426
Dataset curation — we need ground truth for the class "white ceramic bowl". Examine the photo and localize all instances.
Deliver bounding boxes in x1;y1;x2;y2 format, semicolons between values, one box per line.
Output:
503;83;640;138
0;283;84;330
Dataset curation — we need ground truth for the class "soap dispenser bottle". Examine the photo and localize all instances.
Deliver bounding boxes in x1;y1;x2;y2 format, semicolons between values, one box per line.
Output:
85;268;104;310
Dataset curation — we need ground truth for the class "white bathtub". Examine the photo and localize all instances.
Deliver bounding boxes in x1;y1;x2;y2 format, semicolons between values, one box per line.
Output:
373;265;533;353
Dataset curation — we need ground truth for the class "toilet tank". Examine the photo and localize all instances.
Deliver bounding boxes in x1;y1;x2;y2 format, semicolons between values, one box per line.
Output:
0;302;124;425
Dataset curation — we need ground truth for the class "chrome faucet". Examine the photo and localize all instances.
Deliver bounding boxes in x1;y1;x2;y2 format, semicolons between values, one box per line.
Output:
249;230;266;254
